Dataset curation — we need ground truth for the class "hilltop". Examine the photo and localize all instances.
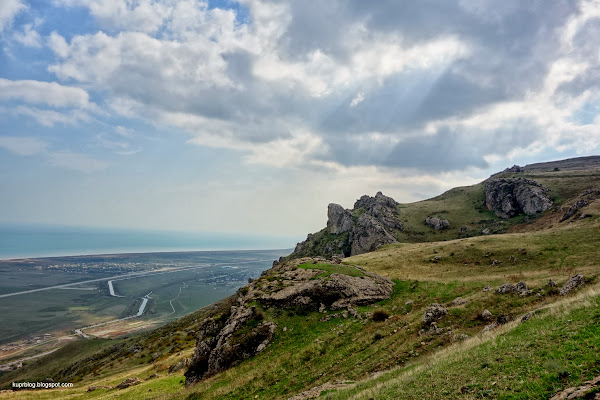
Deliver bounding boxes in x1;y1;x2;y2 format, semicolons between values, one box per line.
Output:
2;155;600;400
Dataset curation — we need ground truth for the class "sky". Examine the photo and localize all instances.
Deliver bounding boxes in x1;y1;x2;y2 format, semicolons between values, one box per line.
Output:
0;0;599;238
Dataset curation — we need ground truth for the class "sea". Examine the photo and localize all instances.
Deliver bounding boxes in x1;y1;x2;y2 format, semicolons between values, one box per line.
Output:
0;224;299;260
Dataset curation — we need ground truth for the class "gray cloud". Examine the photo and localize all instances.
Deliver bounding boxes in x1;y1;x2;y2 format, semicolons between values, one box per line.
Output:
44;0;599;172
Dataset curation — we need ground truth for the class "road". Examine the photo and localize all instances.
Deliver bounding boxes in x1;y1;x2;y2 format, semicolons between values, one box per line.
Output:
0;260;267;299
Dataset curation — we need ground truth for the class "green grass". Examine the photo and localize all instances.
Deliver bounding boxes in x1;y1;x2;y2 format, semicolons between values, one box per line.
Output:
297;263;366;278
325;288;600;399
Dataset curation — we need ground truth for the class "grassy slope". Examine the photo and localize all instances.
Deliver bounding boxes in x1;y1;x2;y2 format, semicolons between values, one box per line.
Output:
3;166;600;399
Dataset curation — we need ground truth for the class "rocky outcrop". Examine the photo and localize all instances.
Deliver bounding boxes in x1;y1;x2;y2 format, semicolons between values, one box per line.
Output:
186;257;393;386
496;282;532;297
327;203;354;234
425;216;450;230
115;377;141;389
185;305;276;385
484;178;552;219
560;274;585;296
169;358;191;373
350;213;398;255
256;258;394;310
290;192;402;259
550;375;600;400
423;303;448;325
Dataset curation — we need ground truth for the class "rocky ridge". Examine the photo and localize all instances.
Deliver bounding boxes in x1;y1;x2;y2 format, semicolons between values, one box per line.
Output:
484;178;553;218
185;257;394;385
291;192;402;259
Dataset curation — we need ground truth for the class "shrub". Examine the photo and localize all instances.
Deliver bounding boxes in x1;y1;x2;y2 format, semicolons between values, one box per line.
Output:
372;309;391;322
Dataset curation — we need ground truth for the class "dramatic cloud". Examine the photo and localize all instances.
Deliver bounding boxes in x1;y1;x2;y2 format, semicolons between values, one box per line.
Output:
1;0;600;233
37;0;600;174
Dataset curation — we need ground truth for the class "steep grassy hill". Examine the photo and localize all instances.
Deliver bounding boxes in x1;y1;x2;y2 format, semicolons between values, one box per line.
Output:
2;157;600;400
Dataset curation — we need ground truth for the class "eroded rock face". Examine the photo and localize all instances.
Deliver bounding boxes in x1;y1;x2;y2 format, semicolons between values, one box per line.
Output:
484;178;552;219
185;306;276;385
550;375;600;400
257;258;394;310
350;213;398;256
327;203;354;234
291;191;401;259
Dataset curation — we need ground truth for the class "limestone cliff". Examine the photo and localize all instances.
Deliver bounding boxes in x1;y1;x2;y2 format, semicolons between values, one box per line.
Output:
290;191;402;259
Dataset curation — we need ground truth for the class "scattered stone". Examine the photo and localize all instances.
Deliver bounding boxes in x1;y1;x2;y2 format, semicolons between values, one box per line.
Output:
560;274;585;296
560;199;589;222
428;322;443;335
460;225;468;233
481;309;494;321
490;259;500;266
87;385;112;392
115;377;141;390
451;297;468;306
521;312;534;323
482;285;492;292
496;283;516;294
423;303;448;326
430;256;441;263
547;279;558;287
169;358;191;373
405;300;414;306
418;329;426;337
319;303;326;313
425;216;450;231
549;374;600;400
482;315;511;333
484;178;552;218
482;228;491;235
145;374;160;381
454;334;470;341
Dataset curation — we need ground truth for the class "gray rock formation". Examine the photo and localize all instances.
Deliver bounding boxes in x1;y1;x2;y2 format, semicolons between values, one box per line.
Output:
497;281;531;296
484;178;552;218
425;216;450;230
115;377;141;390
169;358;191;373
290;192;402;259
423;303;448;325
560;199;589;222
350;213;398;256
256;258;394;310
560;274;585;296
185;305;276;385
327;203;354;234
481;309;494;321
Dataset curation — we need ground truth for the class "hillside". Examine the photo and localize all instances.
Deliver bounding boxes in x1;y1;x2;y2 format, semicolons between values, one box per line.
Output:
2;156;600;400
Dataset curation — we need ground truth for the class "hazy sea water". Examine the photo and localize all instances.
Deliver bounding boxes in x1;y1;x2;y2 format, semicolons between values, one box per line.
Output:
0;224;299;259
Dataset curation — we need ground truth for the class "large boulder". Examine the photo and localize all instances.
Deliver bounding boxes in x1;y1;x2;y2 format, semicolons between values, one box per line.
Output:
327;203;354;234
560;274;585;296
484;178;552;218
425;216;450;231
